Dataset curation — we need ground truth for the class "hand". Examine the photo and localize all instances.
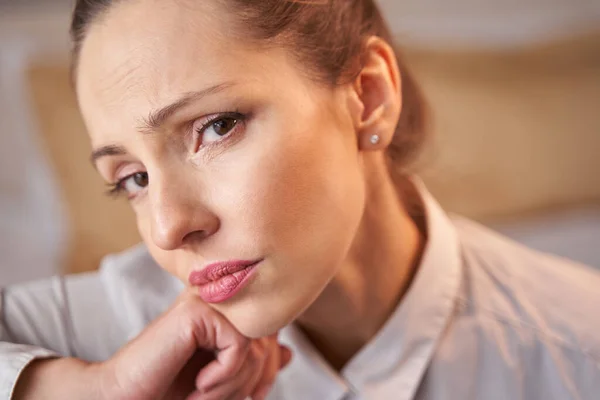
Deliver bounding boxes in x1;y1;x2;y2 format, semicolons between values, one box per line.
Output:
103;289;292;400
14;289;292;400
186;334;291;400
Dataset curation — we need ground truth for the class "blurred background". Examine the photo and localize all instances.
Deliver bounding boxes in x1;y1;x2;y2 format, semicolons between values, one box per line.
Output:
0;0;599;285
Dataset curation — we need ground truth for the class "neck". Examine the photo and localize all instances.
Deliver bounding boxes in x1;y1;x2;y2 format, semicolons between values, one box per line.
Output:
296;158;425;371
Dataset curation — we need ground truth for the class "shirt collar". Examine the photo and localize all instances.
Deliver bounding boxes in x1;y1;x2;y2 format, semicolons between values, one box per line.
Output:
275;324;350;400
276;179;463;400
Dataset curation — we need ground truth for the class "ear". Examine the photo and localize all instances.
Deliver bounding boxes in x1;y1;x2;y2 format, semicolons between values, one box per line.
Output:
349;36;402;151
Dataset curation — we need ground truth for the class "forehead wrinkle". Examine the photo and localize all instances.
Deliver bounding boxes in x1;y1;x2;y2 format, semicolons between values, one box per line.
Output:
93;46;164;121
82;0;237;93
99;60;141;102
78;0;275;143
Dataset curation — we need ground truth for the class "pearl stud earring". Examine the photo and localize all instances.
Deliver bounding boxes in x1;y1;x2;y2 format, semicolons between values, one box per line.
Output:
370;134;380;145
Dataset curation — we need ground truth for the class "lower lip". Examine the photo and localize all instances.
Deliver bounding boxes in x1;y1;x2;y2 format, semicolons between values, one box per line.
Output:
194;262;260;304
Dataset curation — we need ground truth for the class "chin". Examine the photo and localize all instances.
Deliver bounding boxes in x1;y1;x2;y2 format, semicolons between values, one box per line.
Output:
218;294;304;339
226;309;290;339
215;260;336;338
233;317;282;339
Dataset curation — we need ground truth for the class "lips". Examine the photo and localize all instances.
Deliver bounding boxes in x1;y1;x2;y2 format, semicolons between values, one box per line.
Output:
189;259;262;303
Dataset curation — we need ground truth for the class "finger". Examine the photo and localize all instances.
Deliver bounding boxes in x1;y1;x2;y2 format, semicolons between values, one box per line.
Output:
164;349;215;399
280;346;293;368
185;391;203;400
250;339;281;399
268;333;293;368
110;293;248;399
180;298;250;390
240;339;272;399
199;339;268;400
252;383;274;400
195;353;256;400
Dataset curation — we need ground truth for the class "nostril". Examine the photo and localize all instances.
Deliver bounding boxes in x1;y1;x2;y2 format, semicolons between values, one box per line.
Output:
182;229;209;244
182;218;220;245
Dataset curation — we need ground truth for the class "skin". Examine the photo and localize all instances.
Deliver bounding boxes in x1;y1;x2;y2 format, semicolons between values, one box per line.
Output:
77;0;422;376
15;290;292;400
15;1;424;398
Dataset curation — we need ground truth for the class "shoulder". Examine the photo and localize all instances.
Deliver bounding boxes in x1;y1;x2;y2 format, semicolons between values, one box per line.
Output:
1;244;181;360
94;244;183;330
98;243;177;295
451;216;600;363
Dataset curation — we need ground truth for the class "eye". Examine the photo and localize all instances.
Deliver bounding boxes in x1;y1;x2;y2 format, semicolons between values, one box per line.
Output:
124;172;149;193
110;172;149;199
195;114;242;146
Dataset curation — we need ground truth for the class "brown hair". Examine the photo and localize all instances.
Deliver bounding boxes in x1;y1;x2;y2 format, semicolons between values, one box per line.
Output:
71;0;427;174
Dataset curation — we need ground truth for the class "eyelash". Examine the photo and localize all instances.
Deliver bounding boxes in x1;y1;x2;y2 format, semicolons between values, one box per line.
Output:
106;111;247;199
106;175;137;198
194;111;246;147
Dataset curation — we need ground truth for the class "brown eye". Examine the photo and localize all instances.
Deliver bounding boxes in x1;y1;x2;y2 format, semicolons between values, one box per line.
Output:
200;116;240;145
121;172;149;196
132;172;149;188
212;117;238;136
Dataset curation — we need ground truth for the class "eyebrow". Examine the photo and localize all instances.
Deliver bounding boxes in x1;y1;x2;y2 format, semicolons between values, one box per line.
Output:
90;81;235;167
90;144;127;166
139;81;236;133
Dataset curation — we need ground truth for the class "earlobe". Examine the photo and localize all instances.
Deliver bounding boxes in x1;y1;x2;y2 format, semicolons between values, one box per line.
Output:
359;131;384;151
369;134;381;145
352;36;402;152
358;103;387;150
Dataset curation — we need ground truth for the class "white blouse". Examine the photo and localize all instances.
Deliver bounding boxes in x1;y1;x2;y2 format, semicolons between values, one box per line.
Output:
2;185;599;399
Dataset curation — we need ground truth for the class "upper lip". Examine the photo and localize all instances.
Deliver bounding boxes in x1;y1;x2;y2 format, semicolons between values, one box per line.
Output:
189;259;262;286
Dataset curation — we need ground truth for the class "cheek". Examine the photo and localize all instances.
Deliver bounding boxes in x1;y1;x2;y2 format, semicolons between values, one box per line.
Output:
209;117;366;337
237;114;366;267
129;106;364;290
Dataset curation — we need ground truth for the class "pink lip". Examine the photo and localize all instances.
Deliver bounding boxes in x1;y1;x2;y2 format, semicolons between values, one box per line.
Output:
189;259;262;303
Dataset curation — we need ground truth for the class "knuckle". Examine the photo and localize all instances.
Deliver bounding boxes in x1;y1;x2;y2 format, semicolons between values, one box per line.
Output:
236;335;251;352
250;341;268;362
173;298;214;346
175;295;201;316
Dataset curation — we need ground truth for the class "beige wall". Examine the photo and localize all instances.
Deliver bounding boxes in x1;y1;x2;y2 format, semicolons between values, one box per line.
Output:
410;32;600;220
25;32;600;274
27;65;140;275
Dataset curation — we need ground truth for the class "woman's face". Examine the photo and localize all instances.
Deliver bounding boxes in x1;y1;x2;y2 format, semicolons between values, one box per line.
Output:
77;0;367;337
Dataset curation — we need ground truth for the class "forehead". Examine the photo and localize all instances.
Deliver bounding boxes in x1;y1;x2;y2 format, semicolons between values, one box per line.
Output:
78;0;235;90
75;0;267;143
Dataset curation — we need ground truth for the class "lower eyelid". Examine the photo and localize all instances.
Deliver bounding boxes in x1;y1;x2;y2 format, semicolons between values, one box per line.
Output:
224;118;247;143
199;116;247;149
193;121;246;161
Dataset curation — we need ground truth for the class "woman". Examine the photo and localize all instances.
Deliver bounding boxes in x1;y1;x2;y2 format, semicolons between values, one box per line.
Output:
2;0;599;399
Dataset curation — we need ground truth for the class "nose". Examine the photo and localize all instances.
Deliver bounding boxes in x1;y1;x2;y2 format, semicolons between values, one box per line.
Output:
149;175;220;251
